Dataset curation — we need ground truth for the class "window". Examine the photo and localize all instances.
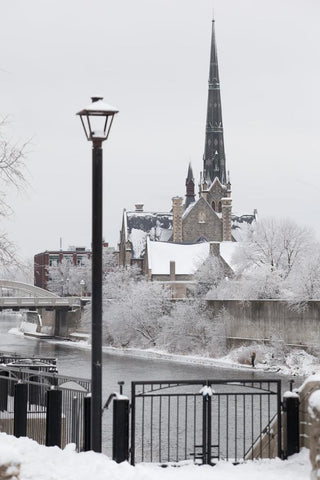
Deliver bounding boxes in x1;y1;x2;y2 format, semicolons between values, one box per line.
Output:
49;256;59;267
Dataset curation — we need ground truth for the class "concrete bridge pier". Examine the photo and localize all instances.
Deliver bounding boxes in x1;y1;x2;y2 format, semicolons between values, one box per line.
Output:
39;308;82;338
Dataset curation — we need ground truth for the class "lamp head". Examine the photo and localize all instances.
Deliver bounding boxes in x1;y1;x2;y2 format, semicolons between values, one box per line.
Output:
77;97;119;142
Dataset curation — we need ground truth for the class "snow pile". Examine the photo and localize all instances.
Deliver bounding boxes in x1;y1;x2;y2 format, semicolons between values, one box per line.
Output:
223;344;320;377
308;390;320;419
0;433;310;480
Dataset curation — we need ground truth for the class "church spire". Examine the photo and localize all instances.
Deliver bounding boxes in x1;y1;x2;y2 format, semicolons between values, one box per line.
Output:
203;18;226;186
185;163;195;209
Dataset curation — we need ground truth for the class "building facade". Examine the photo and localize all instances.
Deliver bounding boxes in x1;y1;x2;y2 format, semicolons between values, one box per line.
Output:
34;247;91;290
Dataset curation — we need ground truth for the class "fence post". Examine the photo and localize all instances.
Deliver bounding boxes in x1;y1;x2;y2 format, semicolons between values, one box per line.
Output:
0;370;9;411
113;395;129;463
14;382;27;438
283;391;299;458
83;394;91;451
46;387;62;447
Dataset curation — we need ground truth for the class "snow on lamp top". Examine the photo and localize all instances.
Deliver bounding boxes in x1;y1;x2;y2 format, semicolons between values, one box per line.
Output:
77;96;119;142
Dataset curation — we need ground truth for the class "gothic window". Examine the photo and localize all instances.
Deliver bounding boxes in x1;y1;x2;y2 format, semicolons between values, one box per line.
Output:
211;201;216;211
218;201;222;213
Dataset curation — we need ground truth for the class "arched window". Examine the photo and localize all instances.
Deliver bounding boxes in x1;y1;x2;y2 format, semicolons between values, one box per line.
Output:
211;201;216;211
218;201;222;213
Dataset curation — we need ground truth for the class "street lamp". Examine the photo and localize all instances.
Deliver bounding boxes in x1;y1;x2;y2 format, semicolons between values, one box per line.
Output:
80;279;86;297
77;96;118;452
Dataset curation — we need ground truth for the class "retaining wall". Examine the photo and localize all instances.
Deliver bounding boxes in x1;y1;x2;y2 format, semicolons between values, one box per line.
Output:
206;299;320;348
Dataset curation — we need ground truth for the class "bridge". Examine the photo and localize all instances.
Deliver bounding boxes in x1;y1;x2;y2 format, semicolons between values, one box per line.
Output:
0;280;82;309
0;280;86;338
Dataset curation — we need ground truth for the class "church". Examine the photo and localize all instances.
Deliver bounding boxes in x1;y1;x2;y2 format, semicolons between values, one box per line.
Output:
118;18;256;296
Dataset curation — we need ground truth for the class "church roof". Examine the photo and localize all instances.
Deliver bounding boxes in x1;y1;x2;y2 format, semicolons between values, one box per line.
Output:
125;210;173;259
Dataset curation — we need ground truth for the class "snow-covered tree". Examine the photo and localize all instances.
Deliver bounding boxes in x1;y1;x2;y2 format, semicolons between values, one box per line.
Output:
233;217;314;279
47;257;92;296
158;300;226;357
47;248;116;296
209;266;285;300
288;246;320;300
104;277;171;348
193;255;226;297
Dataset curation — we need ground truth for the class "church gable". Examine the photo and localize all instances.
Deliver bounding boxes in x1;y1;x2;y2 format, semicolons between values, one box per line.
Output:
182;197;223;243
206;177;227;213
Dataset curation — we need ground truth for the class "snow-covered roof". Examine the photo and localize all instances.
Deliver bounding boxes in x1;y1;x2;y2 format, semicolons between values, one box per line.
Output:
232;213;256;227
147;238;210;275
126;211;173;259
182;200;196;219
147;239;238;275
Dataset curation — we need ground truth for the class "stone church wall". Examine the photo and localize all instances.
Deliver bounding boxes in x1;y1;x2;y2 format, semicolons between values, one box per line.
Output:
206;299;320;348
182;201;223;243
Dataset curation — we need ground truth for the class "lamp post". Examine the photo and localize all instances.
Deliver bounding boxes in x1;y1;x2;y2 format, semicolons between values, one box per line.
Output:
77;96;118;452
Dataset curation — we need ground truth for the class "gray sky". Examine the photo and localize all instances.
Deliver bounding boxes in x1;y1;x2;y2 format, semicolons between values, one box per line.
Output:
1;0;320;259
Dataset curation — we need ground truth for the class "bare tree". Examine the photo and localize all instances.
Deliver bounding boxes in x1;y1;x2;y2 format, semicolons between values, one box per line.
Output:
0;118;29;267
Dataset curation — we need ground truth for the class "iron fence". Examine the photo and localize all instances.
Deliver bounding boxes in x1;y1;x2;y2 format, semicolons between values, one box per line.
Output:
0;366;91;450
131;379;281;465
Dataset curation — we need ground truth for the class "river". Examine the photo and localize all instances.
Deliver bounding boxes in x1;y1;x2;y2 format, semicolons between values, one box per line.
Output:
0;312;301;398
0;312;303;457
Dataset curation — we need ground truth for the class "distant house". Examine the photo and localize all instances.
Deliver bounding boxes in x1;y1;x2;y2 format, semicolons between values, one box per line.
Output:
34;247;91;290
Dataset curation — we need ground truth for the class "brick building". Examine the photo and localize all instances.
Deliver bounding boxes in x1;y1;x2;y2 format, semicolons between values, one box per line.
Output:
34;247;91;290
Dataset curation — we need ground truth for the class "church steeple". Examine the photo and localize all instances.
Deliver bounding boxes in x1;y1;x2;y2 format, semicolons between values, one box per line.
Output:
185;163;195;209
203;18;226;186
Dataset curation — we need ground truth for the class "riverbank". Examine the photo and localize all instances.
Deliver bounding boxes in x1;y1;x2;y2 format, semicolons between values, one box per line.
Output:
9;326;319;379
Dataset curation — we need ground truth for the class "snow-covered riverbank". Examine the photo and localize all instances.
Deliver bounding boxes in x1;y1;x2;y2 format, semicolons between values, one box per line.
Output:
0;433;310;480
10;326;320;379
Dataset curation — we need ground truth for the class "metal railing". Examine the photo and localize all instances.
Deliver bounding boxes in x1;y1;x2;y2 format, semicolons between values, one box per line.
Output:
131;379;281;465
0;366;91;450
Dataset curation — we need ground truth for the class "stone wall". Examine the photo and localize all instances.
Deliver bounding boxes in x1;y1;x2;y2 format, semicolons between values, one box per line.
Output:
206;299;320;348
182;197;222;243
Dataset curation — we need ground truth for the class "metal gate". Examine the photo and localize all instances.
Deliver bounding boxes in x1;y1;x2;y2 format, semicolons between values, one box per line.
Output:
131;379;281;465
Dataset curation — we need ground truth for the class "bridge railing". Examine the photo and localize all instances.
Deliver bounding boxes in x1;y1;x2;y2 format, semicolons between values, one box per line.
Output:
0;297;82;308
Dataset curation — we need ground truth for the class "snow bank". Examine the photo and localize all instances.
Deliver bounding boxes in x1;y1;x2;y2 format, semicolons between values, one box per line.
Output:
0;433;310;480
308;390;320;419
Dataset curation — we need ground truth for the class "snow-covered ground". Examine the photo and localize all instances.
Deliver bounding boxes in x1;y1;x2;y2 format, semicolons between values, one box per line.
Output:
0;433;310;480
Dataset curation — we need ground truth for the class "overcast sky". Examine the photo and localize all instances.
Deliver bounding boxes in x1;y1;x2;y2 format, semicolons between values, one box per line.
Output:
1;0;320;260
